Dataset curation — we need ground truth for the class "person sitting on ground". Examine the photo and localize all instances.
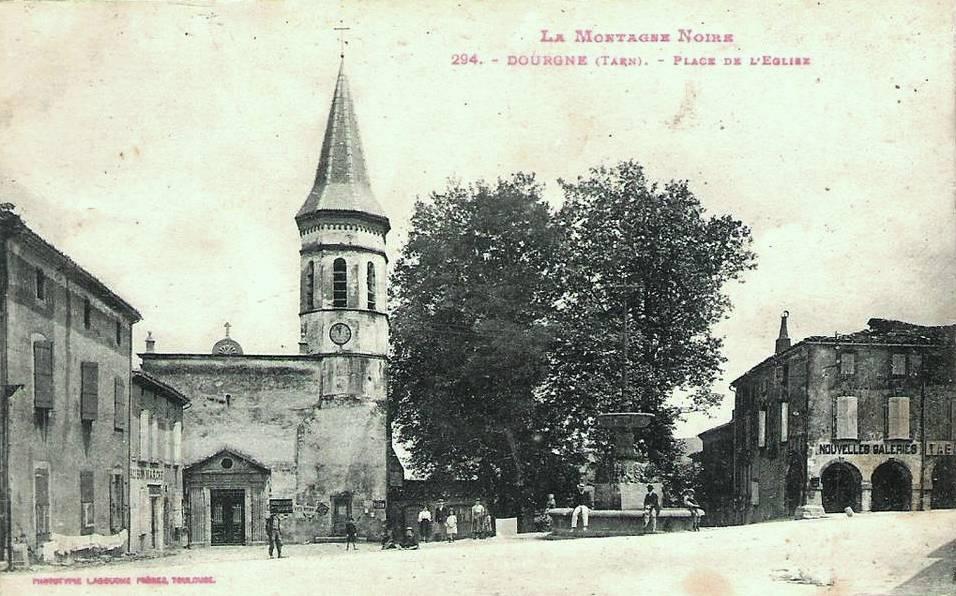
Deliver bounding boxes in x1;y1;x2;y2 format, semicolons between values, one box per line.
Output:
643;484;661;533
683;489;702;532
570;481;594;532
381;527;397;550
445;509;458;543
400;527;420;550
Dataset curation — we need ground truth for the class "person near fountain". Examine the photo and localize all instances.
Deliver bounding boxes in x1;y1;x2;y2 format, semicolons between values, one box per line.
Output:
571;481;594;532
683;489;702;531
643;485;661;533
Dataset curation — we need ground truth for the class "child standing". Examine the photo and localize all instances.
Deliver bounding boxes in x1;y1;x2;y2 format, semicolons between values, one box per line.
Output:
445;509;458;543
345;516;358;550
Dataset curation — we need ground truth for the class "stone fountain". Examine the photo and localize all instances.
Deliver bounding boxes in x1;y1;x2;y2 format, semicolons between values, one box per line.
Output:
547;411;703;537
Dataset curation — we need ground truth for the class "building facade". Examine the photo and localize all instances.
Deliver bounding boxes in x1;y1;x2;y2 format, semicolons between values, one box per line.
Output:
0;211;141;563
140;62;394;545
129;370;188;554
699;314;956;525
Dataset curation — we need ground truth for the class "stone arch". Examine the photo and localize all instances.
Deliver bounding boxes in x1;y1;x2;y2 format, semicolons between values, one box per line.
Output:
871;459;912;512
821;459;862;513
931;457;956;509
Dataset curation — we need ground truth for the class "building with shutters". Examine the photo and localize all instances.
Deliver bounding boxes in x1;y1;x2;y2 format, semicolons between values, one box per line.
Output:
139;60;400;546
0;210;141;564
129;370;189;554
698;314;956;526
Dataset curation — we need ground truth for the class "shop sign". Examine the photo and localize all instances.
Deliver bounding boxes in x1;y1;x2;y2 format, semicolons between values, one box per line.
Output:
816;442;918;456
130;467;165;481
925;441;956;456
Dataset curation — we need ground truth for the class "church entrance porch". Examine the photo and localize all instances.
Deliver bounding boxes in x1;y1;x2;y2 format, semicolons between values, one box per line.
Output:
871;461;912;512
931;458;956;509
211;490;246;545
821;461;862;513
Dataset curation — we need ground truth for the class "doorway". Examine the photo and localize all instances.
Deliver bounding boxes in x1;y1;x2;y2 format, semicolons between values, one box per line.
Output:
785;461;804;516
211;489;246;545
331;494;352;536
871;461;912;512
931;458;956;509
821;461;861;513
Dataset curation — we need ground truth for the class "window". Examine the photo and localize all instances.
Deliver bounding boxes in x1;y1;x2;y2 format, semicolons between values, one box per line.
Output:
780;402;789;443
887;396;910;439
83;300;91;329
835;395;859;439
35;267;46;300
113;378;126;431
305;261;315;308
891;354;906;376
750;481;760;506
908;353;922;377
33;340;54;409
35;467;50;542
757;410;767;447
367;262;376;310
80;471;94;534
332;258;347;308
840;352;856;375
109;471;125;533
115;321;122;346
80;362;98;421
139;409;150;461
160;420;170;464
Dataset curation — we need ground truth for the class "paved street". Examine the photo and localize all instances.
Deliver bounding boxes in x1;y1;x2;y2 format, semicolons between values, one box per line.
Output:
4;510;955;596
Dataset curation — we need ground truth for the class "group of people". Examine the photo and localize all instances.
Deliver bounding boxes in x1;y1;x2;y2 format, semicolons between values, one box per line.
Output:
567;481;703;533
382;498;492;550
265;512;362;557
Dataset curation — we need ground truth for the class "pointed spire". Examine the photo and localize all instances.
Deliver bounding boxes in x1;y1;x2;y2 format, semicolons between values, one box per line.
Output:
775;310;791;355
297;59;389;230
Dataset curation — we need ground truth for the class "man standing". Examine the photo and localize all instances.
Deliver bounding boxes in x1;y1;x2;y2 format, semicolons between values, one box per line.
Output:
470;499;486;539
345;516;358;550
417;504;433;542
570;481;593;532
643;484;661;534
433;499;449;542
266;512;283;558
683;489;702;532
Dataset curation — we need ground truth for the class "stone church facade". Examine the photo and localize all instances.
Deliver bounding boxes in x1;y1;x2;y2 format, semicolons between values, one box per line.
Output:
141;62;393;545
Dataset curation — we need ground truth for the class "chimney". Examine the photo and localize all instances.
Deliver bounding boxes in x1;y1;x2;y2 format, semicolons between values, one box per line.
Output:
145;331;155;353
775;311;791;355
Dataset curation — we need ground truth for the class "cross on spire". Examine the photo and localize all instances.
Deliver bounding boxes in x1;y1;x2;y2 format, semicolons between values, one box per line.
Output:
333;25;350;59
224;322;231;338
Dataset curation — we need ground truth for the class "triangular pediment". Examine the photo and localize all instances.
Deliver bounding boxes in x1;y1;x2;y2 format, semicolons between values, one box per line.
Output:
184;447;271;475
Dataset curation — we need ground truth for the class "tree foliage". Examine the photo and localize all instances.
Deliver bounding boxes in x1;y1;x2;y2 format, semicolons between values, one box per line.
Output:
388;161;756;515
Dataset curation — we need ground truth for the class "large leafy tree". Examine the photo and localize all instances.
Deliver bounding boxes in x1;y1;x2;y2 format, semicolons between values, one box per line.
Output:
388;174;572;522
547;161;756;496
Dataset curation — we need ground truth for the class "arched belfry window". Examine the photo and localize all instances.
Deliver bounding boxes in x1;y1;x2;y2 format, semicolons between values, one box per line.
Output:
367;262;376;310
305;261;315;308
333;258;347;308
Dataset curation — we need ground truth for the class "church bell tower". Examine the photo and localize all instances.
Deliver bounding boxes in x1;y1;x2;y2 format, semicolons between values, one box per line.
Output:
296;60;390;401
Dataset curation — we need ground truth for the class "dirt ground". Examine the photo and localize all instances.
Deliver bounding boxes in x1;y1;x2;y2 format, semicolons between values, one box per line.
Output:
3;509;954;595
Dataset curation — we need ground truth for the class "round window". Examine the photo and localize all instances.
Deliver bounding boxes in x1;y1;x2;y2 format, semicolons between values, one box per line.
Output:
221;457;234;469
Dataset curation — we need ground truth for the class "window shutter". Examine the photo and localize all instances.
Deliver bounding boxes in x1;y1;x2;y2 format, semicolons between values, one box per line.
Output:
33;341;55;409
80;471;94;529
139;410;150;460
113;378;126;430
757;410;767;447
888;397;910;439
80;362;99;420
837;396;858;439
173;421;182;465
780;402;789;443
151;416;159;462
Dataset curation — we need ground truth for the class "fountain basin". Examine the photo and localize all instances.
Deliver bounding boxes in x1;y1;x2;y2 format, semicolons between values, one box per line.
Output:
547;507;705;537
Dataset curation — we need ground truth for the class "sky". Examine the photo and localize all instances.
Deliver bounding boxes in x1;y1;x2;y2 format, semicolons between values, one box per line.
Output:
1;1;954;439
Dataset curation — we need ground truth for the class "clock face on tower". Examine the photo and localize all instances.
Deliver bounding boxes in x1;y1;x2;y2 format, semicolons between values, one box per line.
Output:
329;322;352;346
